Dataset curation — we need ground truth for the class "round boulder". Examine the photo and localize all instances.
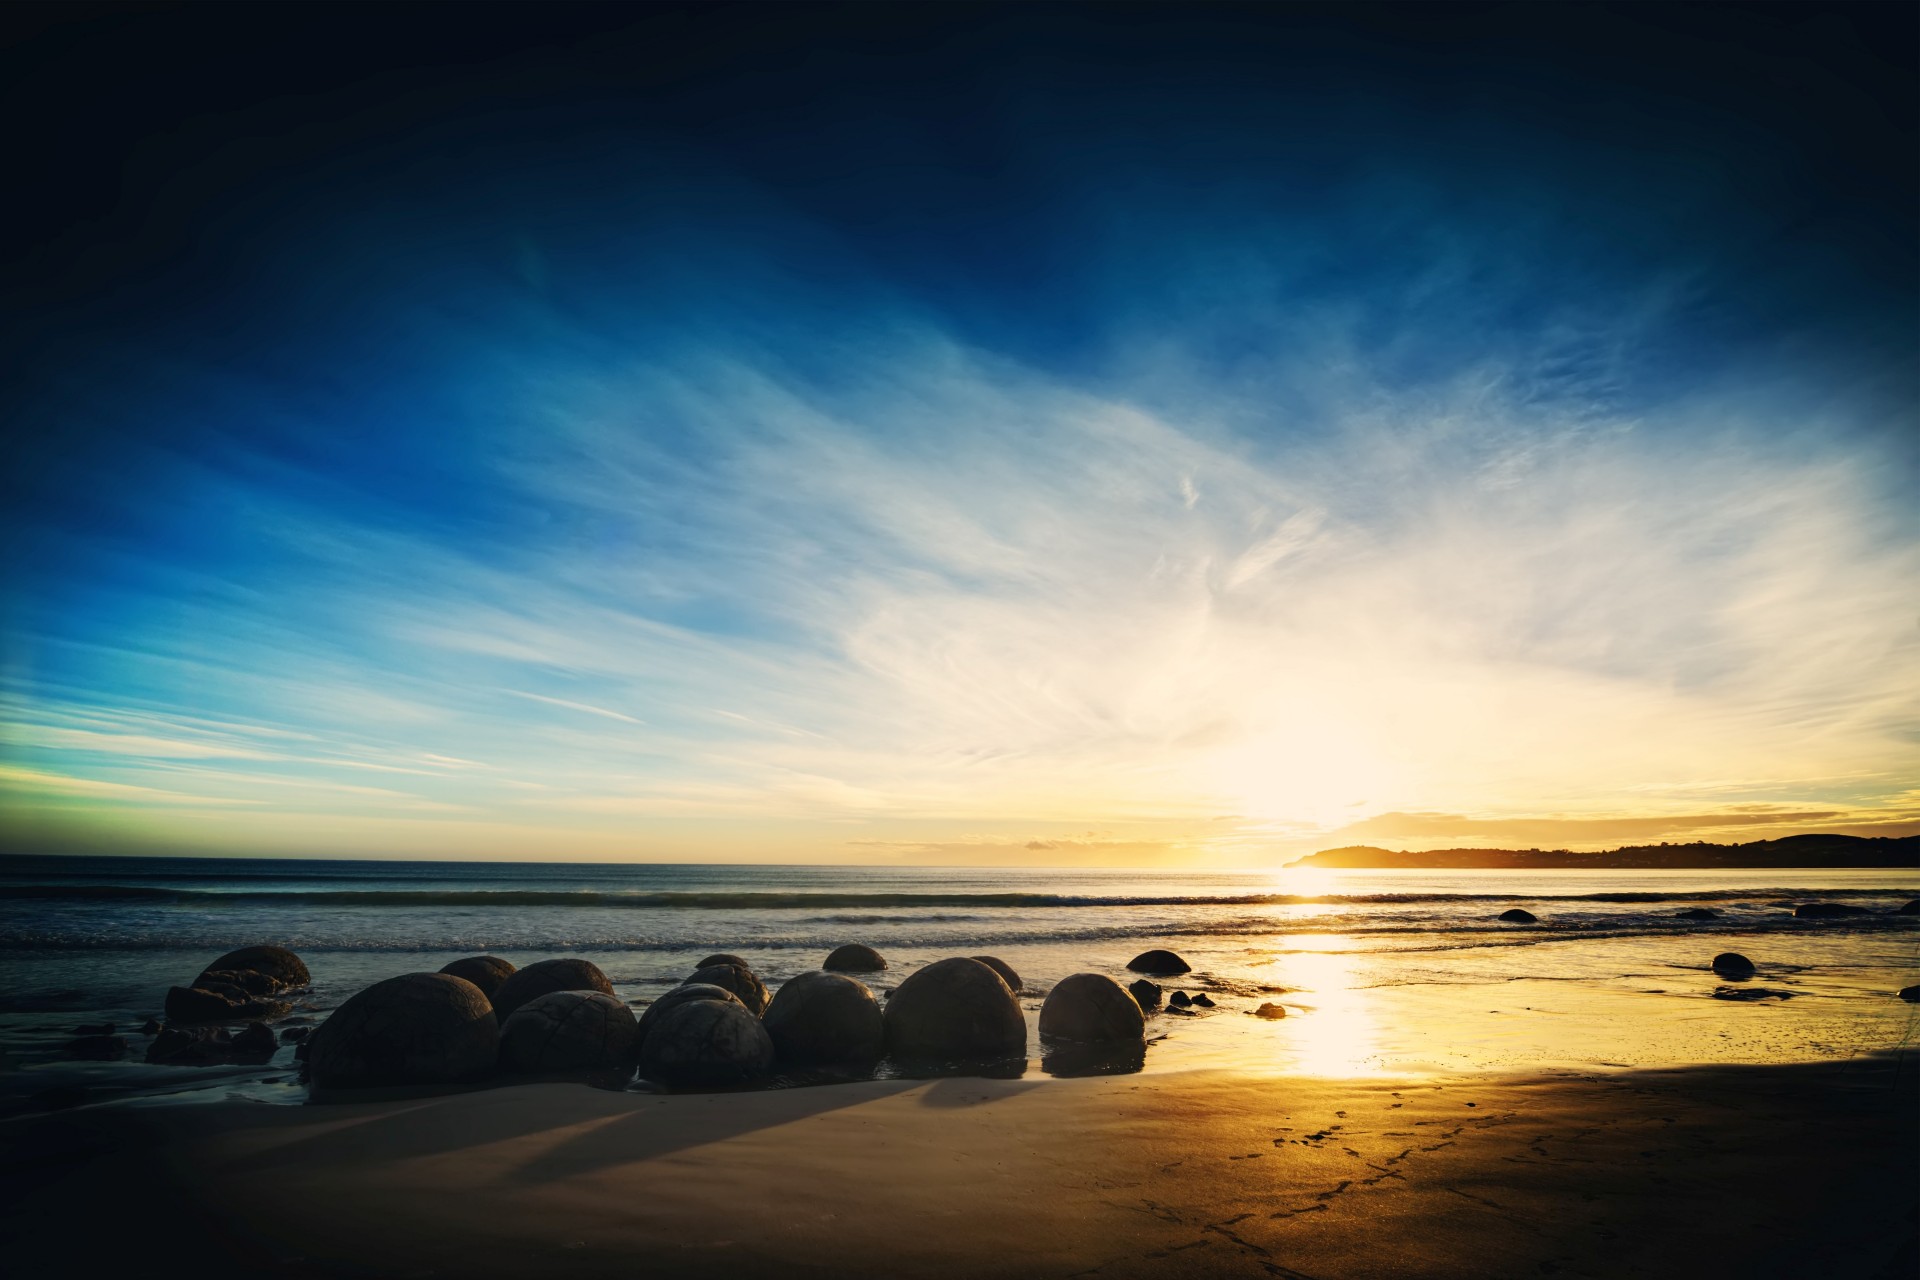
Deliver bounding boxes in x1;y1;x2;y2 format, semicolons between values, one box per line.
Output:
1898;900;1920;916
685;963;768;1015
763;972;884;1066
439;955;516;999
638;998;774;1085
971;955;1022;993
1128;979;1162;1011
884;957;1027;1060
500;991;639;1074
636;983;746;1044
490;958;615;1021
696;953;749;970
1498;909;1538;924
1126;950;1191;976
1039;973;1145;1043
1711;952;1757;978
1899;985;1920;1003
307;973;497;1089
825;944;886;972
195;945;309;991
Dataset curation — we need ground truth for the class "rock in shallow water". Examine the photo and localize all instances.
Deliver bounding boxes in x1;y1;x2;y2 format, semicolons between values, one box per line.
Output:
685;963;769;1016
1128;979;1162;1011
1899;900;1920;916
1675;908;1719;921
763;971;884;1066
1498;909;1538;923
1711;952;1757;978
307;972;498;1089
194;945;310;991
438;955;516;999
971;956;1022;993
1168;990;1192;1008
163;983;290;1024
884;957;1026;1061
500;991;638;1074
824;944;887;972
637;983;745;1046
639;998;774;1085
1898;985;1920;1003
1794;902;1870;919
1126;950;1191;976
1254;1002;1288;1019
490;958;615;1021
1712;986;1795;1002
695;953;749;970
1039;973;1144;1043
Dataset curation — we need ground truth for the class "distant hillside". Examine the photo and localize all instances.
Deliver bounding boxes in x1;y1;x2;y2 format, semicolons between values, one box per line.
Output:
1289;833;1920;870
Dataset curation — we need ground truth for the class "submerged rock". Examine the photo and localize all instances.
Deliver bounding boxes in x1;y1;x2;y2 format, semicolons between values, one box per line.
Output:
1675;908;1719;921
1712;986;1795;1002
1899;985;1920;1003
1128;979;1162;1011
696;953;749;970
194;945;310;992
763;971;884;1066
146;1024;235;1065
1711;953;1757;978
824;944;887;973
1126;950;1191;976
971;955;1023;993
306;972;498;1089
1039;973;1145;1043
230;1022;278;1059
638;998;774;1085
883;957;1027;1061
1498;909;1538;924
490;958;616;1021
685;963;769;1016
636;983;746;1046
163;982;290;1024
1899;900;1920;916
1794;903;1870;919
438;956;516;999
500;991;639;1074
1254;1002;1288;1019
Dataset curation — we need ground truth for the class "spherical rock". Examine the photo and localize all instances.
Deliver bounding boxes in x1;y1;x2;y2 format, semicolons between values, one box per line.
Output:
884;957;1027;1061
439;956;516;998
500;991;639;1074
971;955;1022;993
1899;985;1920;1003
685;963;768;1015
763;972;884;1066
696;953;749;970
490;958;615;1021
825;943;887;972
307;973;497;1089
637;983;745;1045
1498;909;1538;924
1675;908;1719;921
1898;900;1920;916
1711;952;1756;978
195;945;309;991
1039;973;1145;1043
1128;979;1162;1011
638;999;774;1085
1126;950;1191;976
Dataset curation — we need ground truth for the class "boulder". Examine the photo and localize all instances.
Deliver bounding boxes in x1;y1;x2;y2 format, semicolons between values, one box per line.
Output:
1711;953;1756;978
1126;950;1191;976
65;1034;128;1060
1128;979;1162;1011
971;956;1023;993
1899;985;1920;1003
1168;990;1192;1008
1498;909;1537;924
1712;986;1794;1002
1190;993;1216;1008
825;944;887;973
637;983;746;1045
1675;908;1719;921
438;956;516;998
883;957;1027;1061
490;958;615;1021
1039;973;1144;1043
139;1018;163;1036
637;998;774;1086
763;972;885;1066
280;1026;310;1044
306;972;498;1089
696;953;749;970
163;983;290;1024
1899;900;1920;916
1254;1002;1288;1019
230;1022;278;1059
500;991;639;1074
1794;903;1870;919
146;1025;235;1065
194;946;309;991
685;963;769;1016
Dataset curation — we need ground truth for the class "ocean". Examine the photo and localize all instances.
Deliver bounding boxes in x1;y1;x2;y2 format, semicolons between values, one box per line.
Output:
2;856;1915;1112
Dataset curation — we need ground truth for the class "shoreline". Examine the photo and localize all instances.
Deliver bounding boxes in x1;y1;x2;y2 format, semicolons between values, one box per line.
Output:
5;1053;1913;1279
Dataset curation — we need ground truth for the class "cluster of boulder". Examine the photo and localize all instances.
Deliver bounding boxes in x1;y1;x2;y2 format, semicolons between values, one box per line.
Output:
66;946;322;1067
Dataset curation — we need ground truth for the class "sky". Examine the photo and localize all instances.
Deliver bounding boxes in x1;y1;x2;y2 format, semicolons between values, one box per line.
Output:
1;3;1915;866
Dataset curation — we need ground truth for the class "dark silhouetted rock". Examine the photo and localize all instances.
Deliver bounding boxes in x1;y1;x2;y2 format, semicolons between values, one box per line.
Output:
884;957;1027;1061
146;1025;234;1065
637;983;745;1046
1169;990;1192;1008
1254;1002;1288;1019
1712;986;1794;1002
638;998;774;1085
1498;909;1537;923
163;983;290;1024
696;953;749;971
280;1026;310;1043
1899;985;1920;1003
139;1018;162;1035
970;956;1022;993
1794;902;1870;918
1711;953;1756;978
490;958;615;1021
231;1022;278;1059
1128;979;1162;1011
1190;993;1215;1008
500;991;639;1074
825;944;886;972
195;946;309;991
306;973;498;1089
1675;908;1719;921
65;1034;128;1060
1039;973;1144;1043
763;971;884;1066
70;1022;114;1036
439;955;516;998
685;963;768;1016
1899;900;1920;916
1126;950;1191;976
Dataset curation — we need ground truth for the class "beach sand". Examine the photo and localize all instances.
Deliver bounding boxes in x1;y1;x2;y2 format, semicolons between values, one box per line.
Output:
3;1053;1913;1279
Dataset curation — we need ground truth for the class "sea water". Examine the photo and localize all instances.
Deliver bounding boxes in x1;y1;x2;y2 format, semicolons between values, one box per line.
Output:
1;856;1915;1112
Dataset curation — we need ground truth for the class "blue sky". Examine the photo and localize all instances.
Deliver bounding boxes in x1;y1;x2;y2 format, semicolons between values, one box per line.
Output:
2;4;1915;862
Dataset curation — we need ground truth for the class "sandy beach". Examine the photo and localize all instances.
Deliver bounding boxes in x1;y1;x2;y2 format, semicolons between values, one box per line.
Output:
5;1052;1912;1279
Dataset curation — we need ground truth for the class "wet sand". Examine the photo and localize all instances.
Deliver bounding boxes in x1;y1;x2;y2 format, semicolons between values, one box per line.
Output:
3;1053;1914;1279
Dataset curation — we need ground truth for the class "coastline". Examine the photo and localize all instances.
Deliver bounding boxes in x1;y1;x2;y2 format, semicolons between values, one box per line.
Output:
5;1053;1913;1279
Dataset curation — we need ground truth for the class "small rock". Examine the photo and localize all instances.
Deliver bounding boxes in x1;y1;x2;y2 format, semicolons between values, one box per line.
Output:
1898;985;1920;1003
147;1025;235;1065
1794;903;1870;919
280;1026;310;1044
1128;979;1162;1011
231;1023;277;1058
139;1018;163;1035
1190;993;1215;1008
1168;991;1192;1008
1254;1003;1288;1019
1712;986;1794;1002
1498;909;1537;924
824;944;887;973
1674;908;1719;921
1126;949;1191;976
1711;953;1757;978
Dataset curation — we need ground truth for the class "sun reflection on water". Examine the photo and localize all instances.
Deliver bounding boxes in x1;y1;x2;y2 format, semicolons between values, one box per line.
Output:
1266;938;1385;1077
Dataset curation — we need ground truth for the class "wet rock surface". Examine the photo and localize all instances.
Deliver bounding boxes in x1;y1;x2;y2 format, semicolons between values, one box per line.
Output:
636;983;746;1046
1793;902;1870;918
695;953;749;970
1498;908;1538;923
638;998;774;1086
195;946;310;991
438;956;516;998
1254;1002;1288;1019
1712;986;1795;1002
490;958;615;1021
824;944;887;972
970;956;1022;993
884;957;1027;1061
1039;973;1145;1043
1675;908;1719;920
1126;949;1191;976
307;972;498;1089
763;971;884;1066
1128;979;1162;1011
500;991;639;1074
1711;953;1757;978
684;963;769;1015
